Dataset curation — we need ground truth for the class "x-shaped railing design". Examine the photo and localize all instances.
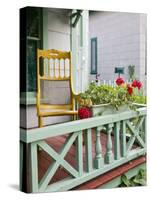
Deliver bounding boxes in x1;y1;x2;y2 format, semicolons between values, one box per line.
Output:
126;116;145;155
38;132;79;192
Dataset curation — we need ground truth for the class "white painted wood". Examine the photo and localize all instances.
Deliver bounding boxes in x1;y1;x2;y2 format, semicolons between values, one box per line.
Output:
71;10;89;93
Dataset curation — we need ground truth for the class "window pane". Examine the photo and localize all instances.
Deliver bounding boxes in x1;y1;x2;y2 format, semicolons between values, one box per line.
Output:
27;40;38;91
91;38;97;74
20;7;43;93
27;8;41;38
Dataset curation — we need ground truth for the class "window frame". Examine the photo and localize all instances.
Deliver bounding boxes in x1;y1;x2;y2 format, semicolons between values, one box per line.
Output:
20;7;48;105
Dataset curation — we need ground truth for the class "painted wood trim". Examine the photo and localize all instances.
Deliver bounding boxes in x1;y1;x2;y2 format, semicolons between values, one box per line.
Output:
38;139;78;178
20;94;36;105
126;135;136;155
44;149;145;192
84;129;93;172
30;142;38;192
39;133;78;191
114;122;121;160
121;120;126;157
39;159;59;192
20;107;146;143
94;127;104;169
76;131;83;176
105;124;114;164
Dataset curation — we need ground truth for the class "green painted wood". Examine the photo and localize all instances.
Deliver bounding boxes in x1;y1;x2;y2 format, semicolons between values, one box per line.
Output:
135;116;145;148
20;107;146;143
39;158;60;192
94;127;104;169
140;117;145;142
126;120;138;136
38;140;78;178
19;141;23;191
76;131;83;176
143;117;146;144
136;135;145;148
99;163;146;189
20;96;36;105
105;124;114;164
114;122;120;160
38;133;77;192
38;140;79;192
126;135;136;154
38;130;78;191
137;116;145;130
120;120;126;157
126;119;145;153
20;92;36;105
23;106;146;192
84;129;93;172
44;148;145;192
30;142;38;192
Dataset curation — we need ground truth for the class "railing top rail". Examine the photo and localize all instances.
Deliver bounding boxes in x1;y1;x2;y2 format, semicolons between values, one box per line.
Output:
20;107;146;144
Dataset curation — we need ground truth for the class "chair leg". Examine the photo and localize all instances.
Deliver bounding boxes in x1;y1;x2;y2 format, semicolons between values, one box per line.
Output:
38;117;43;128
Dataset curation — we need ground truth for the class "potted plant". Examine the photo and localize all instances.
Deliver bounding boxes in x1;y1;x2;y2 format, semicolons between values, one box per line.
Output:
78;77;144;118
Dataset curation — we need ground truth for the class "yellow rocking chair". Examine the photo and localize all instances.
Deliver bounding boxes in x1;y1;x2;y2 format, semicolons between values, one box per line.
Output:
36;49;79;127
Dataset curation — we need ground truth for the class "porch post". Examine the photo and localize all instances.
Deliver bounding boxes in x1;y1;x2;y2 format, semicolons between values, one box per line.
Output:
71;10;89;93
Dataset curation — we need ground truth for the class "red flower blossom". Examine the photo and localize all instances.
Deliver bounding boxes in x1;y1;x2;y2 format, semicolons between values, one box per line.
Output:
116;77;124;86
127;84;133;95
132;80;142;90
78;107;91;119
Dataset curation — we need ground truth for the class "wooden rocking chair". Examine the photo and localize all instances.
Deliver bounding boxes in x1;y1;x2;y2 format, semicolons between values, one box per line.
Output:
36;49;79;127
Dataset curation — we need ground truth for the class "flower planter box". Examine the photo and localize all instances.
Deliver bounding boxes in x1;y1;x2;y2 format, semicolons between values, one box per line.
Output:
90;103;146;117
90;103;130;117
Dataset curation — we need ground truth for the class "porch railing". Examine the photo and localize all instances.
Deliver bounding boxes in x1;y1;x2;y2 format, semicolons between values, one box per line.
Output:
20;106;146;193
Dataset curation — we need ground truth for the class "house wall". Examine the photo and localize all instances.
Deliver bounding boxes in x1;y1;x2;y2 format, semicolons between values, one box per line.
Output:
20;9;71;129
89;11;147;90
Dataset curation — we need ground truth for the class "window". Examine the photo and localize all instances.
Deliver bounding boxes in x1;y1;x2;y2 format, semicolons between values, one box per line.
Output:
91;37;97;74
20;7;43;93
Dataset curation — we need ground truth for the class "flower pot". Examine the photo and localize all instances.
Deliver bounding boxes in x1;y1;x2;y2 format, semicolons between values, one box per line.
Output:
90;103;130;117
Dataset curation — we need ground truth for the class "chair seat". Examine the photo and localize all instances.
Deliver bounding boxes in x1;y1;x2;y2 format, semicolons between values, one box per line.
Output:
39;109;78;117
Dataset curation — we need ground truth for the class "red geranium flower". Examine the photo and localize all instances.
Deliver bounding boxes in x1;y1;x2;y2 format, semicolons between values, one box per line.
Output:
116;77;124;86
127;84;133;95
78;107;91;119
132;80;142;90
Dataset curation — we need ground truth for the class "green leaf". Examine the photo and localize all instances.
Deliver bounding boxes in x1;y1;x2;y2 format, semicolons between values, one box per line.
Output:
133;178;146;186
121;175;131;187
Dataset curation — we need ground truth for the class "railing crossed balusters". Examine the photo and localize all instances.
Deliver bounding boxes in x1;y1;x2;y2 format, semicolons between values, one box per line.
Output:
20;106;146;193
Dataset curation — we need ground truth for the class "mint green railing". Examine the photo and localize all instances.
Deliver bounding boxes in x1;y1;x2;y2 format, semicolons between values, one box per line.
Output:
20;106;146;193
